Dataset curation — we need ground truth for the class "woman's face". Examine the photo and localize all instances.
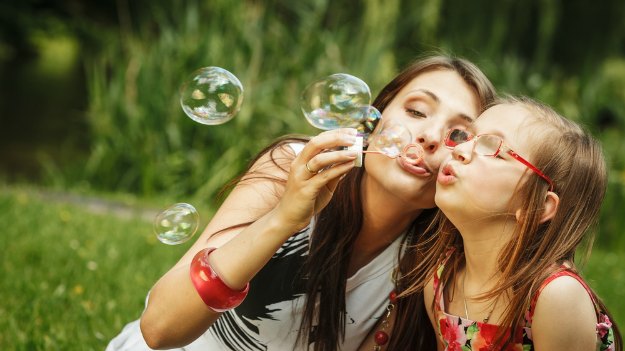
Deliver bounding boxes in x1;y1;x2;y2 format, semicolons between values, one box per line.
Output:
435;103;536;221
364;69;480;209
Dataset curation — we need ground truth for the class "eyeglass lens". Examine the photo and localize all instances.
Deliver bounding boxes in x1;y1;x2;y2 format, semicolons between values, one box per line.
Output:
446;129;471;147
475;135;502;156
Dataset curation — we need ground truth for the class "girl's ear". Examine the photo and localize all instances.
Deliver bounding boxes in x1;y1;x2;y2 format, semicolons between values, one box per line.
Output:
515;191;560;223
539;191;559;223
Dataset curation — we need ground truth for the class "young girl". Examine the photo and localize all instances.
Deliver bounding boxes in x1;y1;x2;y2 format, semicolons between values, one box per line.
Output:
422;96;622;350
106;55;496;351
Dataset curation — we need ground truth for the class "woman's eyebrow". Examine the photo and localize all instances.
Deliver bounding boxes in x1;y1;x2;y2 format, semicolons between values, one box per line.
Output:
407;89;474;123
406;89;439;103
458;114;474;123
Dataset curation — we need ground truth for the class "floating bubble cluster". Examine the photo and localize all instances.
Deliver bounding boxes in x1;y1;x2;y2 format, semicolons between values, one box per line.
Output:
300;73;423;161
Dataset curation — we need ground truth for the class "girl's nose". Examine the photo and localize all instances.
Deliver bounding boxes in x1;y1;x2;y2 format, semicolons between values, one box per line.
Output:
452;139;474;163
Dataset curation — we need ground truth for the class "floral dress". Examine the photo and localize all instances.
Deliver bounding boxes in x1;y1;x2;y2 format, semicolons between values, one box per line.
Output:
432;251;615;351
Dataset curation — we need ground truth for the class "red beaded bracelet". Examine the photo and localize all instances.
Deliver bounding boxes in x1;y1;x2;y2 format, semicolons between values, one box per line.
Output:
189;248;250;312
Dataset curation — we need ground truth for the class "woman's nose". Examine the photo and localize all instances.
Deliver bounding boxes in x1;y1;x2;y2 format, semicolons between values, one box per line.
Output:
415;132;441;153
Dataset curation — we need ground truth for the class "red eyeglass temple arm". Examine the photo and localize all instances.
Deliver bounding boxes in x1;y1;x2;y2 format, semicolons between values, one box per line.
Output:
507;150;555;192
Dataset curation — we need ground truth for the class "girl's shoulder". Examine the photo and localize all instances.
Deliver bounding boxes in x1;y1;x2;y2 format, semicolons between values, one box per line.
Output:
529;269;597;320
529;269;610;350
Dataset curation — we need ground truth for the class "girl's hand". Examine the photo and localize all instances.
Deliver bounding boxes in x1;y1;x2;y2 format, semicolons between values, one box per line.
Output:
274;128;358;232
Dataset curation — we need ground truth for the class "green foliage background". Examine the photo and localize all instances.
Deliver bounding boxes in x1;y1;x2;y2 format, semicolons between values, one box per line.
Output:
1;0;625;348
70;0;625;246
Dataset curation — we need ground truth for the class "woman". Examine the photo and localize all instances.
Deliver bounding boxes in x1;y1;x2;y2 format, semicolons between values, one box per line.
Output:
422;96;622;350
107;55;496;351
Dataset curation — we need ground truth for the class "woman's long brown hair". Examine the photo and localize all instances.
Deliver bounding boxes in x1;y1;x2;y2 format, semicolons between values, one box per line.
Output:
405;96;622;350
297;54;495;351
215;54;496;350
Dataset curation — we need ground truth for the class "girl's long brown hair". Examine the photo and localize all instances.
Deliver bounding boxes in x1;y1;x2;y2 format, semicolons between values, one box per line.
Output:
406;96;622;350
216;54;496;351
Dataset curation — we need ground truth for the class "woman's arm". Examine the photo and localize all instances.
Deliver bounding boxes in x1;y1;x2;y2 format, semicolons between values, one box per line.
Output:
531;275;597;351
140;129;358;349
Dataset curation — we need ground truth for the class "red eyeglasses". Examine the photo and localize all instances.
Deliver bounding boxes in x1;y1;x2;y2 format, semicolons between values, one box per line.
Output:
444;129;554;191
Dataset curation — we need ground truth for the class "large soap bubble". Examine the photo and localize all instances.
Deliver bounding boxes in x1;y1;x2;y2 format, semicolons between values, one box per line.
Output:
179;67;243;125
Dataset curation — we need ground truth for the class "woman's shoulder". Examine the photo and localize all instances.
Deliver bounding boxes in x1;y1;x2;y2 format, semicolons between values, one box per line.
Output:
284;141;306;155
245;136;309;176
271;135;310;153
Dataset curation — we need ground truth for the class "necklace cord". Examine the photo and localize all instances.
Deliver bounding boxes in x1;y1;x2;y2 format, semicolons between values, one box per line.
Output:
462;270;498;323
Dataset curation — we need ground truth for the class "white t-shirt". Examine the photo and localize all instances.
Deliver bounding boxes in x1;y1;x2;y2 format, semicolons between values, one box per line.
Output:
106;225;403;351
106;143;404;350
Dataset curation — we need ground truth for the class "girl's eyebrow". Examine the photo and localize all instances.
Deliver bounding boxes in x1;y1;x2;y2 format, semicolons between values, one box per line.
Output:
476;128;511;145
405;88;474;123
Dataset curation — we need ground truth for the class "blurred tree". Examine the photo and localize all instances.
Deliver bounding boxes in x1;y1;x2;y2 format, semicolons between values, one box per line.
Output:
0;1;624;249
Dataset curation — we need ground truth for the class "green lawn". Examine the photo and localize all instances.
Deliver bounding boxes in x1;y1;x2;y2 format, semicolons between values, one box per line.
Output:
0;186;622;350
0;187;189;350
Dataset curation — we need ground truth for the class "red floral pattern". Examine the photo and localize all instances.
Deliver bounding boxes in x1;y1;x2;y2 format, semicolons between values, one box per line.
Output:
432;250;614;351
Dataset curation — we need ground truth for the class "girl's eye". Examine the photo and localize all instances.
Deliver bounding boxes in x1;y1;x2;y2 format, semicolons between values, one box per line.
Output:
495;150;511;160
406;108;426;118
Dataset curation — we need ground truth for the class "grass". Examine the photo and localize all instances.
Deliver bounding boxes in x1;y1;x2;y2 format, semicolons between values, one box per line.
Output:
0;186;190;350
0;185;623;350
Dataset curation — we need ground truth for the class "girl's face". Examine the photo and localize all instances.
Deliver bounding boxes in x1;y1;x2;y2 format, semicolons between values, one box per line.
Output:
364;69;480;209
435;103;536;220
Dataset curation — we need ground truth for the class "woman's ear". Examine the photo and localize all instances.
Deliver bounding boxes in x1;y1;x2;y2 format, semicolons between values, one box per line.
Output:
515;191;560;223
539;191;559;223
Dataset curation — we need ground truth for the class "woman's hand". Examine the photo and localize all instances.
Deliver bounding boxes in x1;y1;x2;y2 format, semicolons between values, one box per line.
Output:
141;128;358;348
274;128;359;232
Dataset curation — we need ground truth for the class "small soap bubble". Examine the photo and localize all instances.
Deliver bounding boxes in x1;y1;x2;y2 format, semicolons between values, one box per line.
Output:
368;120;413;158
179;67;243;125
153;203;200;245
301;73;371;130
354;106;382;140
401;144;425;163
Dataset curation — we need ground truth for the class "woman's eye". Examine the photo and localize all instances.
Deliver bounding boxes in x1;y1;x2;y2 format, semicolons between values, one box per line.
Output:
406;108;426;118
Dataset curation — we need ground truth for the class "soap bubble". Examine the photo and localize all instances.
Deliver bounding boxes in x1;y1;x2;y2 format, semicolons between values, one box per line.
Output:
354;105;382;138
179;67;243;125
364;120;424;161
400;144;424;163
367;120;413;158
301;73;371;130
153;203;200;245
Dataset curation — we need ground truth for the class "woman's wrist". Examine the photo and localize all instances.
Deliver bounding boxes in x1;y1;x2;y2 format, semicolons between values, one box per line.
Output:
269;204;312;235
